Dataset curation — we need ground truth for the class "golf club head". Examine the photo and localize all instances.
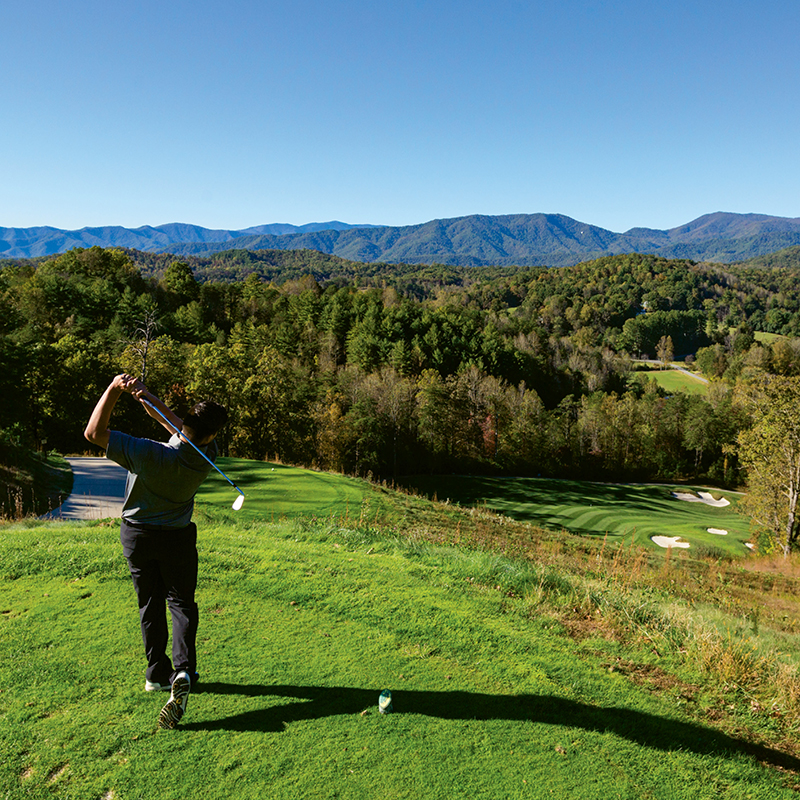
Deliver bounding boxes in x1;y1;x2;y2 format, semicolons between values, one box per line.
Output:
232;493;245;511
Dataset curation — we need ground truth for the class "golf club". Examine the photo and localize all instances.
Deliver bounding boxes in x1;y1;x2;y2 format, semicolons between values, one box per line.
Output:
140;398;245;511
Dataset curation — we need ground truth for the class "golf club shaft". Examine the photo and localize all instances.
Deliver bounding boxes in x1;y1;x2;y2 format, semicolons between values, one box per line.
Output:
140;397;244;496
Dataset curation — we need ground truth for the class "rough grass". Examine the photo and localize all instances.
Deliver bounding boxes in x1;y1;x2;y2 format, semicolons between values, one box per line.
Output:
3;514;800;799
4;478;800;798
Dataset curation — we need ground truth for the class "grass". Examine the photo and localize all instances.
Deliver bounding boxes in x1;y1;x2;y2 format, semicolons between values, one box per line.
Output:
646;369;709;396
3;513;800;799
4;463;800;797
632;365;709;396
197;459;398;522
398;475;750;556
754;332;785;344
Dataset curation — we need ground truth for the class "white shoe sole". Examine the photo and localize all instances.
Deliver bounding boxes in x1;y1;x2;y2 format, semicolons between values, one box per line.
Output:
158;674;190;729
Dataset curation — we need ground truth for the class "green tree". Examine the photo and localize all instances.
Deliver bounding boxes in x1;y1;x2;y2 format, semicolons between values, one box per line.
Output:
163;261;200;304
656;335;674;368
736;376;800;556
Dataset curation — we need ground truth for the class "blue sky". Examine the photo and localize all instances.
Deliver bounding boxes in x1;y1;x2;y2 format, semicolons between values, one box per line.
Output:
3;0;798;232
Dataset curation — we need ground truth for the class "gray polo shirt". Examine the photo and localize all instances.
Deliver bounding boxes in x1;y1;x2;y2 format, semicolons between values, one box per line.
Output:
107;430;218;528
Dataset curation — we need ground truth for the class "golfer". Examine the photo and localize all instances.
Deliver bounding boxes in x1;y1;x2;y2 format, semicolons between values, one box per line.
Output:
84;373;228;729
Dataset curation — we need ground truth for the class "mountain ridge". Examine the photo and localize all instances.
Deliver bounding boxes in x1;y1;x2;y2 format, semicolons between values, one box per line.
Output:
2;212;800;266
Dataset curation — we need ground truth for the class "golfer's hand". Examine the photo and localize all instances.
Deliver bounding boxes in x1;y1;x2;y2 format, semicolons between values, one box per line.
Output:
112;374;145;394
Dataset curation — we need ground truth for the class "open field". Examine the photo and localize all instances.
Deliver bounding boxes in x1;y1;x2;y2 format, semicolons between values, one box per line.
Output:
645;369;709;396
632;365;710;396
754;331;786;344
400;475;750;556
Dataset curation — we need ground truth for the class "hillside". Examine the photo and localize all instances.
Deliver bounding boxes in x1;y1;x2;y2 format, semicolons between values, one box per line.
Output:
736;244;800;270
4;212;800;265
4;473;800;797
7;246;800;490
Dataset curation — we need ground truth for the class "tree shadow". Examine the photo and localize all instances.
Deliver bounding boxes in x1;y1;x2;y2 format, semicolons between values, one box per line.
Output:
184;683;799;772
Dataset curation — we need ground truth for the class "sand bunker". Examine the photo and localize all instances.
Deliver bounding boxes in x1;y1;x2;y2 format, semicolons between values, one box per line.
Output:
707;528;728;535
651;535;691;549
745;543;755;550
672;491;730;507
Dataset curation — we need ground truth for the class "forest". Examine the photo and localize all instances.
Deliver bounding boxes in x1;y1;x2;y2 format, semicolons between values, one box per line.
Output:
4;245;800;533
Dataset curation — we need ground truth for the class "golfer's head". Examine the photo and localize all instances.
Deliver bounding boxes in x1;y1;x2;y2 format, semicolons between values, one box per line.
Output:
183;400;228;444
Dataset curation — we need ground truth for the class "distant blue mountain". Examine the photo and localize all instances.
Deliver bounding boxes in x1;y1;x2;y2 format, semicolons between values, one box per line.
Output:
2;213;800;266
0;221;377;259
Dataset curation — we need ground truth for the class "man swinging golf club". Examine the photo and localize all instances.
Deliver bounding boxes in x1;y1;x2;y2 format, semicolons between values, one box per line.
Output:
84;373;228;729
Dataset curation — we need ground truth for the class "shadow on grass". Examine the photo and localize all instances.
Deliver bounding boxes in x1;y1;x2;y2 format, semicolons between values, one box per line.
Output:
186;683;799;772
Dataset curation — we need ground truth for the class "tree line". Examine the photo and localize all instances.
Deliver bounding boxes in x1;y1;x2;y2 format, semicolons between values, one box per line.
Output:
5;246;800;550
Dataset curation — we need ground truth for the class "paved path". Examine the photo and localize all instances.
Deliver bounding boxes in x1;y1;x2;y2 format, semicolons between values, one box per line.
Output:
43;457;127;520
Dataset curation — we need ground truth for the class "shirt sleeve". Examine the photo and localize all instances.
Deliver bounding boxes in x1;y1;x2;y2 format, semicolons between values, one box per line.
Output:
107;430;163;474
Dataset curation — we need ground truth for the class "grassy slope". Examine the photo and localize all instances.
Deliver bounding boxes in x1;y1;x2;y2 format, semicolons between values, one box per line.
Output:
0;435;73;519
0;517;797;800
3;466;800;798
199;459;399;522
754;331;786;344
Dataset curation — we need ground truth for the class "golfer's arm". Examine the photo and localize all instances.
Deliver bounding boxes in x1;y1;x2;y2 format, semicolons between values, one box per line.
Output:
84;383;123;450
138;391;184;436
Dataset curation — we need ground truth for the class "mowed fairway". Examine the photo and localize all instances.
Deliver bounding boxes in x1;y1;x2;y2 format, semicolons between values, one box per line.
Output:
402;476;750;555
197;459;397;521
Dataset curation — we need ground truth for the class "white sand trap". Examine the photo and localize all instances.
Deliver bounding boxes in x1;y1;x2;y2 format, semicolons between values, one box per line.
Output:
745;543;756;550
672;491;730;507
707;528;728;536
651;535;691;549
673;492;704;502
698;491;730;507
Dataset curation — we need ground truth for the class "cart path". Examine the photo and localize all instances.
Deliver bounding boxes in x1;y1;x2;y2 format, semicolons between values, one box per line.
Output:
43;457;127;520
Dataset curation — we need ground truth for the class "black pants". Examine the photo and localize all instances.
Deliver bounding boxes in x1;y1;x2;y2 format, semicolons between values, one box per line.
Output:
120;519;199;684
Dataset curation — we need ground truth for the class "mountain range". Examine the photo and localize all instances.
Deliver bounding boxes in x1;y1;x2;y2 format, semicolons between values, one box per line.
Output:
3;212;800;267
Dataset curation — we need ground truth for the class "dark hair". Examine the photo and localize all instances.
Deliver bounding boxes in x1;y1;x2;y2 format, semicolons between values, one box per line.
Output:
183;400;228;441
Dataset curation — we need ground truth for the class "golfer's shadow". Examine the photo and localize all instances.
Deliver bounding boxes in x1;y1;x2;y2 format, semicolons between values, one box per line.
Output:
184;683;800;772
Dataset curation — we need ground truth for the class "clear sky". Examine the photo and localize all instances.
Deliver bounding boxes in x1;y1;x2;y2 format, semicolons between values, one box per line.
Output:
2;0;798;233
